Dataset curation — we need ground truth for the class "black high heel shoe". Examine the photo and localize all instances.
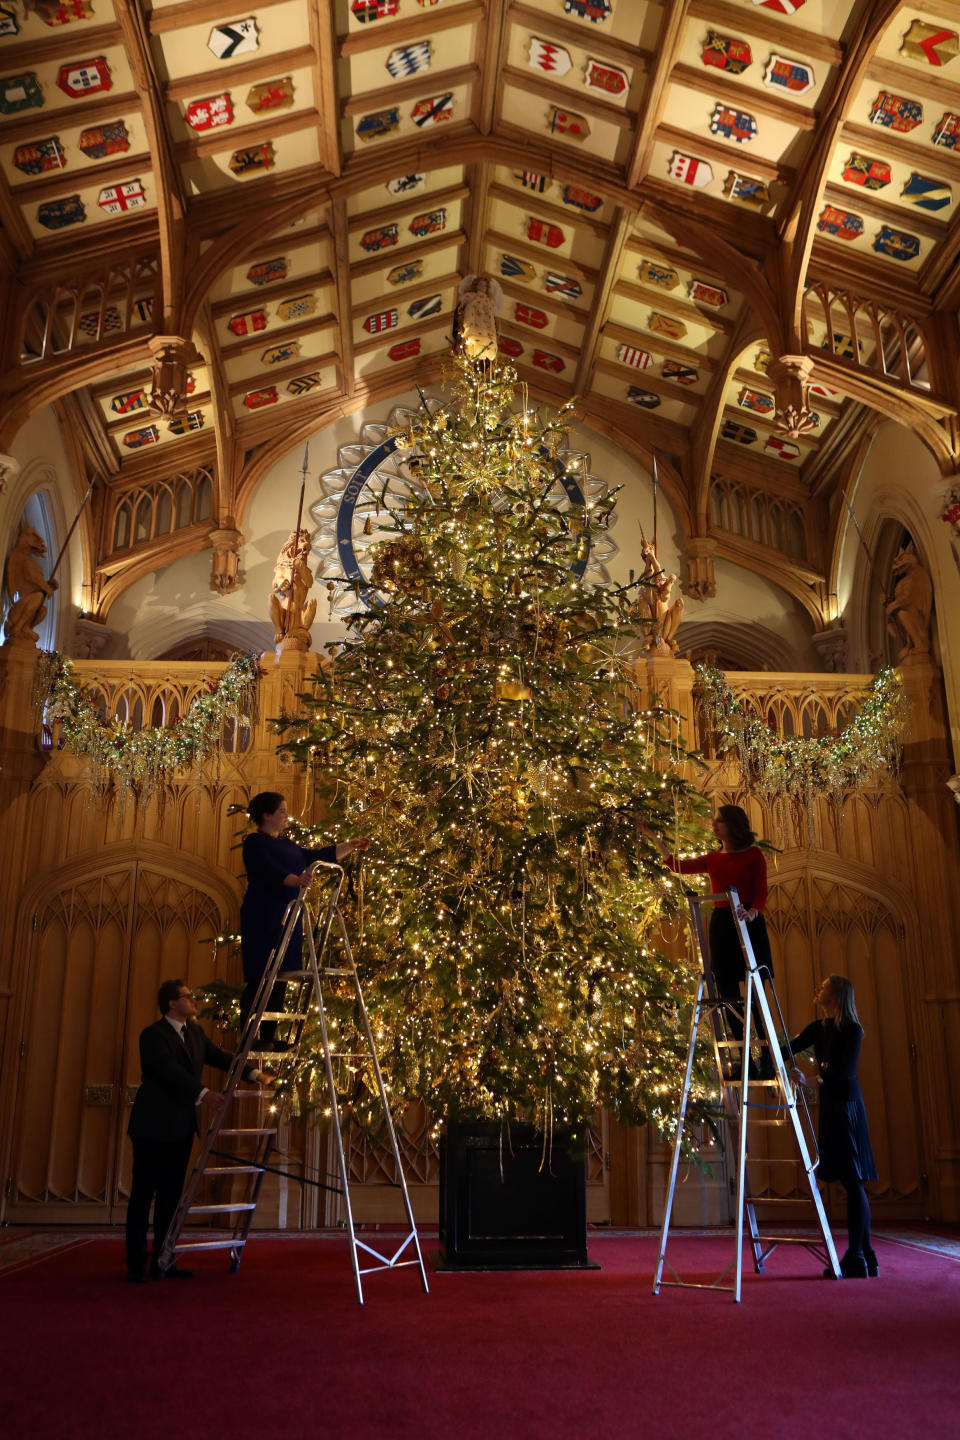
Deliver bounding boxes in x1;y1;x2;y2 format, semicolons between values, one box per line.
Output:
824;1250;869;1279
864;1247;879;1277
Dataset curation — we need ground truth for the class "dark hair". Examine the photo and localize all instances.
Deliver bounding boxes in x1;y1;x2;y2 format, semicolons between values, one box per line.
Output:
717;804;756;850
157;978;186;1015
827;974;861;1029
248;791;285;827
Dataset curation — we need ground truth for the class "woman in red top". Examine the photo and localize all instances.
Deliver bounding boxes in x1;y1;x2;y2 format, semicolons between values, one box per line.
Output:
660;805;773;1075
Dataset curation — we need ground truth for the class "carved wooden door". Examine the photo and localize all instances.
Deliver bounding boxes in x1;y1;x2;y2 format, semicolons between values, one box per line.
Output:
4;862;227;1224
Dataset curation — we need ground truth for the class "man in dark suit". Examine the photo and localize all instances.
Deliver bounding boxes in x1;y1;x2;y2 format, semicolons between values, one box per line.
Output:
125;977;271;1282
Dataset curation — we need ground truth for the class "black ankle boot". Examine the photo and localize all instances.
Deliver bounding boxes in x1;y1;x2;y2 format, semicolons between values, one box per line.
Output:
839;1250;869;1279
864;1247;879;1277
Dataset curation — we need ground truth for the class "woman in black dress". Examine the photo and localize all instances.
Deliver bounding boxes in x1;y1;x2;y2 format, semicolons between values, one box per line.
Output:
790;974;879;1279
240;792;369;1028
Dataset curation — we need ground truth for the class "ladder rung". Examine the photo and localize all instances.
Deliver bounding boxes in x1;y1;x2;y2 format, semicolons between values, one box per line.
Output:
204;1166;262;1176
173;1239;249;1253
217;1127;277;1136
188;1203;257;1214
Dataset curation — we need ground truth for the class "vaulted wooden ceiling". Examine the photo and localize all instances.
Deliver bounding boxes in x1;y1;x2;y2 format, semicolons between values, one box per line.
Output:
2;0;959;624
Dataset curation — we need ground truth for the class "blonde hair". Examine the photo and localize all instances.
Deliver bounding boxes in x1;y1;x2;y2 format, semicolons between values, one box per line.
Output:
827;974;861;1029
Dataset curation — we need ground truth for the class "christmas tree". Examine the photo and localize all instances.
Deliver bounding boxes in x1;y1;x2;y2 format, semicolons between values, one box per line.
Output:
277;352;710;1131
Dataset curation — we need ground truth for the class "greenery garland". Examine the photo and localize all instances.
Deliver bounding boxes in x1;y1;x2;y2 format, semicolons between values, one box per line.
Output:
693;664;907;813
35;651;261;800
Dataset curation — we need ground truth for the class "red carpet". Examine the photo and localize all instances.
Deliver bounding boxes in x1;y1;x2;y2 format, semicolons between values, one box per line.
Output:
1;1232;957;1439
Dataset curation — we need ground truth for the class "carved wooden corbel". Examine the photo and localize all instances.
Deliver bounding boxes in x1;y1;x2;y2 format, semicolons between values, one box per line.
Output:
209;528;244;596
148;336;203;417
682;536;717;600
770;354;817;439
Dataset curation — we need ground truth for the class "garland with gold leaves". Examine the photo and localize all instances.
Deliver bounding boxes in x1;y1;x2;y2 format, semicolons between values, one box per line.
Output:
693;664;907;811
35;651;260;800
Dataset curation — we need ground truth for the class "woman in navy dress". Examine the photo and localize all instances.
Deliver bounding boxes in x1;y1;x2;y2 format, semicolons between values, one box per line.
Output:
240;791;369;1024
790;974;879;1279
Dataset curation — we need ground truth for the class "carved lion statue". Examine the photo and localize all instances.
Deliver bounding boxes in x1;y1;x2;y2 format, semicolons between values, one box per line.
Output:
269;527;316;649
3;523;58;643
886;541;933;658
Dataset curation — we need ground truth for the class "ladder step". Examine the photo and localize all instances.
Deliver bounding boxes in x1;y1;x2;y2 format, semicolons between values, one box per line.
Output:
173;1239;249;1253
217;1127;278;1136
188;1203;257;1214
204;1166;262;1176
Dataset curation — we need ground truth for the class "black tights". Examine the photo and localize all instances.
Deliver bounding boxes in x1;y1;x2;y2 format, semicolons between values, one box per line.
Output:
843;1177;873;1258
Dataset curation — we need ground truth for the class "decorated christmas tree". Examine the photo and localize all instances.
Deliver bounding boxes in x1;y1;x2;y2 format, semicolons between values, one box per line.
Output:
277;352;710;1131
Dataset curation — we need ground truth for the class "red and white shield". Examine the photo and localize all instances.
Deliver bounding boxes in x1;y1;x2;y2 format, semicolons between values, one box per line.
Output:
528;38;572;76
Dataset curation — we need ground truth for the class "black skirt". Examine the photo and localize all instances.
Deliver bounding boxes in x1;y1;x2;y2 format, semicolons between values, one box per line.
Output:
817;1096;878;1185
708;906;773;990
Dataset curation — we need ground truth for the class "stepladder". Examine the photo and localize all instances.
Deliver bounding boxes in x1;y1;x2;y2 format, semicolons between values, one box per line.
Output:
653;886;841;1301
157;859;430;1304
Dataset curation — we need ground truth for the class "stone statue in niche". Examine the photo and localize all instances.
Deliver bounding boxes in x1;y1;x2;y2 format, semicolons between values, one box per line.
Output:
636;531;684;655
885;541;933;658
269;527;316;651
2;523;58;644
456;275;502;362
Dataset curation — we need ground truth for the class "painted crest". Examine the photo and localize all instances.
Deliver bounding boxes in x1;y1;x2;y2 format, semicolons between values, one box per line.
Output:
901;174;952;211
515;171;550;193
387;173;425;196
667;152;713;188
515;303;548;329
817;205;863;241
0;74;43;115
186;93;234;131
352;0;398;20
501;255;536;282
754;349;772;374
37;195;85;229
618;345;652;370
764;436;800;461
363;309;399;334
499;338;524;360
626;387;660;409
412;93;453;127
243;386;279;409
408;294;443;320
122;425;159;449
168;411;205;435
662;360;698;385
563;0;611;20
261;341;301;365
545;272;582;300
532;350;565;373
98;180;146;215
110;389;147;415
872;226;920;262
357;108;400;142
763;55;814;94
133;298;153;323
721;420;757;445
0;4;17;34
388;339;421;362
842;154;890;189
527;218;564;248
701;32;752;75
933;112;960;149
287;372;324;396
388;259;422;284
584;58;628;95
549;106;590;140
227;309;267;337
57;58;111;97
562;185;602;212
639;260;678;290
13;137;67;176
753;1;806;12
78;306;121;337
826;333;859;360
228;143;275;176
899;22;959;67
409;208;446;236
247;258;288;286
247;78;295;112
869;92;923;132
277;295;317;321
387;43;432;79
360;224;399;252
208;19;258;60
40;1;94;23
649;312;686;342
723;172;770;208
710;105;757;143
528;39;572;76
737;387;774;414
78;121;129;158
688;280;728;308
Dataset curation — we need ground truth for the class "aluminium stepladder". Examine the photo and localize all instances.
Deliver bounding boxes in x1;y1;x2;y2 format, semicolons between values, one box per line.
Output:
653;885;840;1301
157;859;430;1304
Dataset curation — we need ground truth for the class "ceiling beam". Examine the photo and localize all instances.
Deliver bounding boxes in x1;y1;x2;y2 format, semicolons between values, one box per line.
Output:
574;209;634;396
626;0;693;189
